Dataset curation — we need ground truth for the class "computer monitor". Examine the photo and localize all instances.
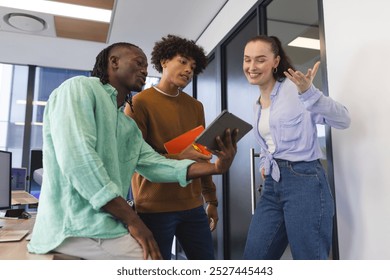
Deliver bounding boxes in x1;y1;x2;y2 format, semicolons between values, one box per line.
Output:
0;150;12;210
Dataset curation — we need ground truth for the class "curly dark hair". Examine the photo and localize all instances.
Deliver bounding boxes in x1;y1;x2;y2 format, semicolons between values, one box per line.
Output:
151;34;208;75
246;35;295;82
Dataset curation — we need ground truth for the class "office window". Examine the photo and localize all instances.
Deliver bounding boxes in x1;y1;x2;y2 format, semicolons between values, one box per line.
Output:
0;64;29;167
0;63;90;167
0;64;13;151
30;67;90;150
1;63;161;167
143;76;160;89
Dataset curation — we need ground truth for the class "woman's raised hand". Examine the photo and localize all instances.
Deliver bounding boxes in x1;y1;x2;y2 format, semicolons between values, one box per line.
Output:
284;61;320;94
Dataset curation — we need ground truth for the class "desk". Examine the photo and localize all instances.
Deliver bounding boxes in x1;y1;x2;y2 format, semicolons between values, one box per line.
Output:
0;214;79;260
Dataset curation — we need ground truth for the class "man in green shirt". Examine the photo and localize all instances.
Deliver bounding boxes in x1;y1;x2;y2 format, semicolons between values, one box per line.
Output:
27;42;237;260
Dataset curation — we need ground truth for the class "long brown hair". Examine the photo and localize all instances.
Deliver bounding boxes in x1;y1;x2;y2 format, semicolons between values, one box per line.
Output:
246;35;295;81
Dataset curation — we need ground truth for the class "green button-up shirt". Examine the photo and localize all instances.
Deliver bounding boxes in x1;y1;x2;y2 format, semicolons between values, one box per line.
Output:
28;76;194;254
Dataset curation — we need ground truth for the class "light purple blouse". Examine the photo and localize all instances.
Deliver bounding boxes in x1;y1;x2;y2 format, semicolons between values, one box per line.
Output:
253;78;351;182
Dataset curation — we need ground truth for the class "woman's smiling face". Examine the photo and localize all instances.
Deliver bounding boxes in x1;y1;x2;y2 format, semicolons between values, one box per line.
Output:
243;40;280;86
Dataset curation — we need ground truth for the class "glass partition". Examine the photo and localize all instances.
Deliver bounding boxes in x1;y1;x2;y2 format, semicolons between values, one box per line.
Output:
266;0;321;259
0;63;29;167
266;0;338;259
266;0;325;163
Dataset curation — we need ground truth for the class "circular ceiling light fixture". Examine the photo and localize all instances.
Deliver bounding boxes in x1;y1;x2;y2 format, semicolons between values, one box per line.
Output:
4;13;47;32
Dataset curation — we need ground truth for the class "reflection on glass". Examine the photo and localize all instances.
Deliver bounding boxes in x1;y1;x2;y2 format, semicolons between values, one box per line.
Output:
266;0;326;162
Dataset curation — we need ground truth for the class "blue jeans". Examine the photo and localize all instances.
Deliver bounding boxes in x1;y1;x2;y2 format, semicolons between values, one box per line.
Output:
138;206;214;260
243;159;334;260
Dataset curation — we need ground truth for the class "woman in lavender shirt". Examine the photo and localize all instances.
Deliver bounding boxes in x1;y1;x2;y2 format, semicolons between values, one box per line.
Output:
242;35;351;260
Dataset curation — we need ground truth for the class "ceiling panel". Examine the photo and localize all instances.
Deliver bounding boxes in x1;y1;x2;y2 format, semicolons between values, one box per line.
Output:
54;16;110;42
0;0;228;76
52;0;114;10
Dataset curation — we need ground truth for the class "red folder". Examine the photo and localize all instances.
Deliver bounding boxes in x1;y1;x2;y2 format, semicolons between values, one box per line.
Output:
164;125;211;155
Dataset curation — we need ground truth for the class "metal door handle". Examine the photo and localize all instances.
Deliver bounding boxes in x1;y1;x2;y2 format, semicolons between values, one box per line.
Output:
250;148;260;215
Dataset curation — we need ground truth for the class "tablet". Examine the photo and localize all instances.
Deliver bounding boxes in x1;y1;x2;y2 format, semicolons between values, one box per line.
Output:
195;110;253;152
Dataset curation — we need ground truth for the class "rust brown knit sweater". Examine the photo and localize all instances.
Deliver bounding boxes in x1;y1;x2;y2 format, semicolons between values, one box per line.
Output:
125;87;217;213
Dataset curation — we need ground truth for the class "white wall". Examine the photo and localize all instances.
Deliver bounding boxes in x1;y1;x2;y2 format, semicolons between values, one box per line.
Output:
323;0;390;259
197;0;258;54
0;31;105;71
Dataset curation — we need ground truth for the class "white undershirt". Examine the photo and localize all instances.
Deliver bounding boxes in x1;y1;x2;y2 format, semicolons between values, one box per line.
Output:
258;106;275;154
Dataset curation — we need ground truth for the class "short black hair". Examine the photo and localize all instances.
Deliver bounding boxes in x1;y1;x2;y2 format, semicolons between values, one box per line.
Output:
151;34;208;75
91;42;140;84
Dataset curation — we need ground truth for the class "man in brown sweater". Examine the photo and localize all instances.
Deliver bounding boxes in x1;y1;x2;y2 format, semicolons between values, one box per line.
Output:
125;34;218;259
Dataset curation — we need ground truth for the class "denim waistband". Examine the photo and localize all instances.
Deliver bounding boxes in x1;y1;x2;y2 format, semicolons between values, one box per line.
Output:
274;158;292;167
274;158;319;167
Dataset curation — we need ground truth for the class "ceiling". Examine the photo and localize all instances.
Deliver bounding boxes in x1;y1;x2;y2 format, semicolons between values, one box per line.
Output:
0;0;229;77
0;0;319;77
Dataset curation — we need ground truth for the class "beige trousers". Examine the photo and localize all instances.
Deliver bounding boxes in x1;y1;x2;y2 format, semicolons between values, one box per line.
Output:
53;234;144;260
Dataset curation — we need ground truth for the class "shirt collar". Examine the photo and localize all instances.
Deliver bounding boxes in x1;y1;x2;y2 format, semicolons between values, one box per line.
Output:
256;80;283;105
91;77;119;107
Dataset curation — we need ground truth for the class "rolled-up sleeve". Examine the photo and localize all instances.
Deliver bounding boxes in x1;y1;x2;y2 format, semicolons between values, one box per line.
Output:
135;140;195;187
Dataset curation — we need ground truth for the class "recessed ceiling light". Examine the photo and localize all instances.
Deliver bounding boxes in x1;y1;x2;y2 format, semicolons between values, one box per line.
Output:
288;37;320;50
0;0;112;23
4;13;46;32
